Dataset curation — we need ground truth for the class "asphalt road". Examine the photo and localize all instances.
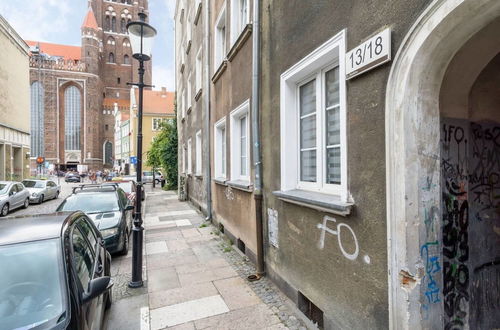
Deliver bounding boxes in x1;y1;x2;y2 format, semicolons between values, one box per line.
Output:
7;178;93;217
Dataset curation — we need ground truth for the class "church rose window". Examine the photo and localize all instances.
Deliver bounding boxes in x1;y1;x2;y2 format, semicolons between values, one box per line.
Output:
64;86;81;151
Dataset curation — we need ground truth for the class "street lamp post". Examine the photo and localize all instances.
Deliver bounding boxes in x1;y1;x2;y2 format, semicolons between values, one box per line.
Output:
127;12;156;288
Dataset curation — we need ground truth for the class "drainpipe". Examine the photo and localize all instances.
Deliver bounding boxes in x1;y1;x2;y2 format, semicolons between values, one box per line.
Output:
204;0;212;221
251;0;265;278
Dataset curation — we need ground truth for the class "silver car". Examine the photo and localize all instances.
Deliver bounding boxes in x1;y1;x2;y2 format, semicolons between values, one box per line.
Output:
22;179;61;204
0;181;30;216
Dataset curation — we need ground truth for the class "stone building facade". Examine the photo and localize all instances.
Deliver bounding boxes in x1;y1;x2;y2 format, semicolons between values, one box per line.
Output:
0;15;31;181
175;0;500;329
28;0;151;171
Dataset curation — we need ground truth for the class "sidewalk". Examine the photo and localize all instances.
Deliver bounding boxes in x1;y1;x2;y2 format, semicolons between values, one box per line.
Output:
105;186;310;330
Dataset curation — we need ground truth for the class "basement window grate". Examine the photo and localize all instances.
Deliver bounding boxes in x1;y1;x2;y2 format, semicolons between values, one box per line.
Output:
298;291;324;329
237;238;246;254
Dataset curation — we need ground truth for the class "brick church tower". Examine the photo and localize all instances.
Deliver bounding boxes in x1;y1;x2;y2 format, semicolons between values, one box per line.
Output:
26;0;151;172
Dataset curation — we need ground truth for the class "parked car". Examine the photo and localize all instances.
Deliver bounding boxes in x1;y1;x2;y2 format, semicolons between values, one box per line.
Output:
0;181;30;217
142;171;165;185
105;180;138;205
0;211;112;330
65;172;81;183
22;179;60;204
56;184;134;255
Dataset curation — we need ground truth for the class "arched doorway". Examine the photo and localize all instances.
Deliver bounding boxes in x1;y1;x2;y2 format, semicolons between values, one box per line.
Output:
385;0;500;328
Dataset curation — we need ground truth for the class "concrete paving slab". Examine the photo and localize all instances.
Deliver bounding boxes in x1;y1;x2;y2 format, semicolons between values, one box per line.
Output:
146;253;199;271
149;282;219;309
166;239;190;251
194;303;281;330
213;277;261;310
105;294;148;330
149;295;229;330
162;210;198;217
146;241;169;255
177;267;238;287
147;267;180;293
167;322;196;330
176;219;192;226
181;228;202;238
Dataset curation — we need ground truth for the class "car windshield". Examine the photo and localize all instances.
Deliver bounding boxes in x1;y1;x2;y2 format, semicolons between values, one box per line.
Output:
58;192;120;213
117;182;132;193
0;184;8;194
0;239;67;330
22;181;45;188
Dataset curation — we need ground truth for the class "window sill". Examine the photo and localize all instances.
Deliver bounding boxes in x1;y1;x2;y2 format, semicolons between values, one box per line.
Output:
212;60;228;83
194;2;202;25
272;189;353;216
214;177;227;186
227;180;253;192
187;106;192;115
195;89;202;101
227;24;253;62
186;40;192;55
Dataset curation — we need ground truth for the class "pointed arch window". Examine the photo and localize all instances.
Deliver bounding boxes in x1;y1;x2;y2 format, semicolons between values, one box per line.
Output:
30;81;44;157
105;16;111;31
124;54;130;65
109;52;115;63
64;86;81;151
111;16;117;32
120;18;126;33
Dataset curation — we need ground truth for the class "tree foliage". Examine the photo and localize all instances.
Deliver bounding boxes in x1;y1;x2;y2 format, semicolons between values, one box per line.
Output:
147;105;178;190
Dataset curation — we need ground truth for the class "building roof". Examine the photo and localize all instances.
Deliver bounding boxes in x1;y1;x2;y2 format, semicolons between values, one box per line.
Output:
81;8;99;30
25;40;81;60
134;88;175;115
121;112;130;121
103;98;130;108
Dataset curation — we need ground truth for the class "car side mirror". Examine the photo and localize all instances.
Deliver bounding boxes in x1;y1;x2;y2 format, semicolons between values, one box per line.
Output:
82;276;113;304
125;205;134;211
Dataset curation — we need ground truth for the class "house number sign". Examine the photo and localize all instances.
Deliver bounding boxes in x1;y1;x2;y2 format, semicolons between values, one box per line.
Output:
346;28;391;80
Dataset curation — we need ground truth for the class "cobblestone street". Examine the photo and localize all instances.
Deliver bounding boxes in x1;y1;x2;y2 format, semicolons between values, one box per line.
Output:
104;187;312;330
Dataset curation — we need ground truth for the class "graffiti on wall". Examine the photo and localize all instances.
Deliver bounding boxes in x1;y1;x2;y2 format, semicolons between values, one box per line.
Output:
440;119;500;329
316;216;370;264
441;121;470;330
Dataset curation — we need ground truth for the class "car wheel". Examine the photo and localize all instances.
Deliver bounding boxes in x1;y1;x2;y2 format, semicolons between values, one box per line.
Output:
23;198;29;209
0;204;9;217
120;230;129;255
54;191;60;200
105;288;112;310
39;195;44;204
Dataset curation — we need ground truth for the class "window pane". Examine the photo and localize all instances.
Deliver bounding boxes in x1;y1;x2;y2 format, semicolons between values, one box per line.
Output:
240;116;247;176
300;79;316;116
326;147;341;184
326;106;340;146
221;128;226;174
325;67;339;108
300;150;316;182
300;115;316;149
72;228;94;289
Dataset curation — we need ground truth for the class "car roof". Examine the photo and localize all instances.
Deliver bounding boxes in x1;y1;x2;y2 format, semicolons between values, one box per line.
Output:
0;212;80;246
0;181;15;185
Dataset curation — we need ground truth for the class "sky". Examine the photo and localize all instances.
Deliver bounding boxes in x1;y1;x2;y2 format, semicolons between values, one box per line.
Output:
0;0;176;91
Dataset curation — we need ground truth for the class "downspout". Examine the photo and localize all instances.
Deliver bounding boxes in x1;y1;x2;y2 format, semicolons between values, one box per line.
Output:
251;0;265;278
204;0;212;221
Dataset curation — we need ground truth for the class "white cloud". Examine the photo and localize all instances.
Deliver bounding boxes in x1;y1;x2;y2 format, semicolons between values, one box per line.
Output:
152;65;175;91
0;0;74;43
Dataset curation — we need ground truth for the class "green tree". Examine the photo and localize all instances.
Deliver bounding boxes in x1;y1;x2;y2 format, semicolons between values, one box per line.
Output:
147;105;178;190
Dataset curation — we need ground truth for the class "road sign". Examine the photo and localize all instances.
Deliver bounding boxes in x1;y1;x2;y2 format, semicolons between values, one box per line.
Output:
130;156;137;165
36;156;45;165
346;28;391;80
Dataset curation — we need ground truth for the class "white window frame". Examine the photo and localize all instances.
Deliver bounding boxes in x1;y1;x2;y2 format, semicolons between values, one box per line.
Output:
230;0;249;46
230;99;250;182
187;138;192;174
280;30;347;202
187;72;192;110
214;117;227;180
195;130;202;175
214;3;227;69
152;118;166;131
195;47;202;94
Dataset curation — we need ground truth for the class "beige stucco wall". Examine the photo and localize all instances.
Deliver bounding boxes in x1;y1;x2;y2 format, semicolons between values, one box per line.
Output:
0;17;30;132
